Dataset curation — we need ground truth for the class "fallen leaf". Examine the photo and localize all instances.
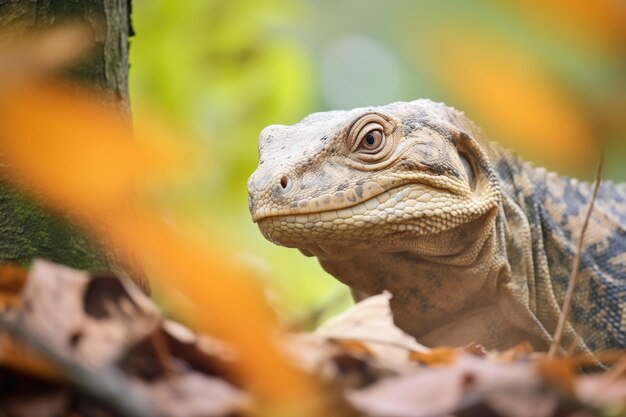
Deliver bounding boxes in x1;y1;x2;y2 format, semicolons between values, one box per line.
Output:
13;260;160;368
0;264;27;292
130;372;248;417
316;292;429;368
484;387;558;417
535;358;578;392
492;341;535;362
347;364;467;417
575;356;626;409
284;333;392;390
348;355;547;417
0;264;27;311
333;340;373;357
0;334;61;381
409;347;458;367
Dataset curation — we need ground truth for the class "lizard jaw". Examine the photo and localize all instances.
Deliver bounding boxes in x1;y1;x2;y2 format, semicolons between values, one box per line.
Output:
254;183;484;247
250;174;469;223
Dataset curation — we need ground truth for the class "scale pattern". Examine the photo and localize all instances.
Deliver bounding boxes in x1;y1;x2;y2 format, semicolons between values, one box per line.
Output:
248;99;626;354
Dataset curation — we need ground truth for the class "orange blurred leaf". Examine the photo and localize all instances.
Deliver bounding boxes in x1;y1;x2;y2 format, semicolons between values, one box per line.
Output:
0;84;185;216
422;30;596;173
0;82;321;415
505;0;626;51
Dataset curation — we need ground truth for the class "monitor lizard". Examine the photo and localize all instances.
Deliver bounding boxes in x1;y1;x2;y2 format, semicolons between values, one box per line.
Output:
247;100;626;355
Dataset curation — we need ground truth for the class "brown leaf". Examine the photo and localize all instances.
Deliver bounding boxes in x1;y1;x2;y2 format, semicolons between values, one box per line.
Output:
484;387;558;417
348;356;547;417
576;358;626;409
120;321;239;386
409;347;458;367
13;260;161;368
347;364;467;417
315;292;429;368
283;333;392;391
535;358;578;392
0;264;27;292
0;334;61;381
0;264;27;311
333;340;373;357
493;341;535;362
130;373;248;417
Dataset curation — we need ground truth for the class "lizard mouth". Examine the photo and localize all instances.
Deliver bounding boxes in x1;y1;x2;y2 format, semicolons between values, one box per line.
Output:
252;180;458;225
251;180;388;223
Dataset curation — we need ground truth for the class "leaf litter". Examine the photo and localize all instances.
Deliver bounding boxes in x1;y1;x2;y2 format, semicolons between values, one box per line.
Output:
0;263;623;417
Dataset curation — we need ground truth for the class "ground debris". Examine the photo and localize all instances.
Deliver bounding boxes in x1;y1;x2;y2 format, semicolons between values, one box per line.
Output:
0;261;624;417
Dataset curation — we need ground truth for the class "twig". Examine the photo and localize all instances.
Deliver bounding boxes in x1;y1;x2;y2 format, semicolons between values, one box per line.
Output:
548;154;604;358
0;317;163;417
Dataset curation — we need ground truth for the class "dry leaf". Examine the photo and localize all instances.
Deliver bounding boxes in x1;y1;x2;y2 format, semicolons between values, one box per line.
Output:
576;359;626;409
492;341;535;362
409;347;458;367
347;364;467;417
0;264;27;311
484;387;558;417
0;264;27;292
0;334;61;381
13;260;160;368
316;292;429;368
284;332;393;391
535;358;578;392
333;340;373;357
130;373;248;417
348;356;546;417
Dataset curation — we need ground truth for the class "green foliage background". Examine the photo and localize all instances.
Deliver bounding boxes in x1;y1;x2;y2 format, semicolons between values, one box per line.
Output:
129;0;625;322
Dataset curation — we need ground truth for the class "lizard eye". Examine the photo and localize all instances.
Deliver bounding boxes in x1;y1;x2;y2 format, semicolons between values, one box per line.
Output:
356;123;385;153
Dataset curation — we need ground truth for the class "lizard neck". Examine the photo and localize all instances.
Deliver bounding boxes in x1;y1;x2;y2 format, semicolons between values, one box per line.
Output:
491;148;626;352
316;205;515;340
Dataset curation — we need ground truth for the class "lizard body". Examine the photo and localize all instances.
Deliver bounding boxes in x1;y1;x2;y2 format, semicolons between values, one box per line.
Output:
247;100;626;354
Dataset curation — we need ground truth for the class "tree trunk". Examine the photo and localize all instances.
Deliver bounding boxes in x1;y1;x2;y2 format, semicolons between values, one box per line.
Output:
0;0;132;271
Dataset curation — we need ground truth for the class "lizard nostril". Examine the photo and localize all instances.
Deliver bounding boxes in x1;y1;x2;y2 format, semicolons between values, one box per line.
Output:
279;175;292;191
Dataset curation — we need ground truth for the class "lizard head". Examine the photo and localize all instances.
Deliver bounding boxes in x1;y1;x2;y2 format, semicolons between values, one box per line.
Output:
248;100;501;256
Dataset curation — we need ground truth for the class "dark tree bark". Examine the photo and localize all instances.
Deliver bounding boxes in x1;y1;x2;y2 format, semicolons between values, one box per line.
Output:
0;0;132;271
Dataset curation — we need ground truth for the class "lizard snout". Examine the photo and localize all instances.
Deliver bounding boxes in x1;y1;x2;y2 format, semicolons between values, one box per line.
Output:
247;168;294;221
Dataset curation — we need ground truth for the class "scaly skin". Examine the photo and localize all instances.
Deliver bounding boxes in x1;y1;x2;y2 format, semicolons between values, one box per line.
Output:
248;100;626;354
